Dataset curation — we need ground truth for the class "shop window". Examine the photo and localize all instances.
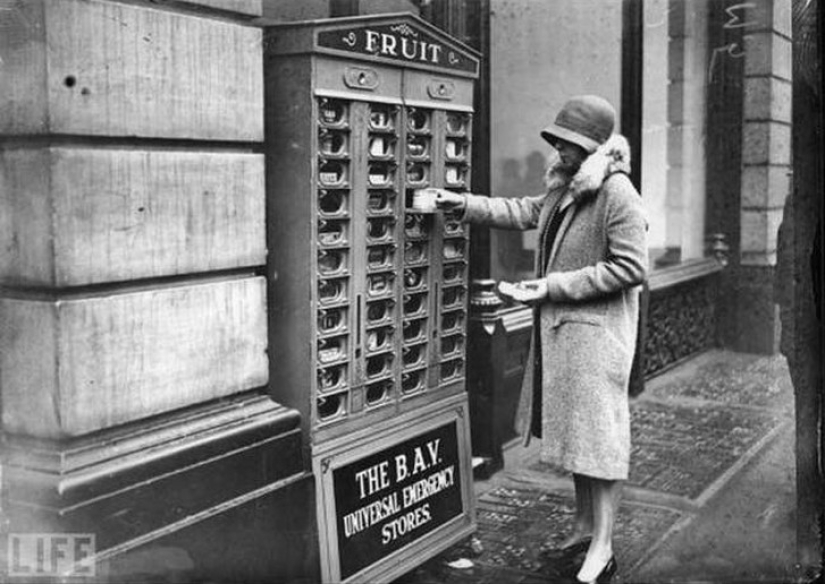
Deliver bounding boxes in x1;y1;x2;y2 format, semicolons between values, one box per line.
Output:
642;0;710;270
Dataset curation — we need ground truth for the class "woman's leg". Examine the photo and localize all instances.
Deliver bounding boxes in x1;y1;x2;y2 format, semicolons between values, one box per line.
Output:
561;473;594;548
577;478;622;582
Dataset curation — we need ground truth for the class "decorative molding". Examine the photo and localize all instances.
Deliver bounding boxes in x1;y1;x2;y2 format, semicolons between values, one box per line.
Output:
648;257;724;291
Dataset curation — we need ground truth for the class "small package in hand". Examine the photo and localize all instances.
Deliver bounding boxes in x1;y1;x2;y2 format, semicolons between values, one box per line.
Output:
411;188;439;213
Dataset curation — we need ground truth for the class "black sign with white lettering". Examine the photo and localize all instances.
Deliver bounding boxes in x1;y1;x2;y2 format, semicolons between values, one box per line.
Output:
317;22;478;75
333;422;463;579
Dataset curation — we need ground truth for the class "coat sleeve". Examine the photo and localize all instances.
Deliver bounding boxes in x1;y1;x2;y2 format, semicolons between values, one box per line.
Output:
545;178;648;301
461;192;545;231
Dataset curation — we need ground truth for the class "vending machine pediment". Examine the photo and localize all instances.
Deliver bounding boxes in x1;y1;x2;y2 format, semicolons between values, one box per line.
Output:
265;13;481;78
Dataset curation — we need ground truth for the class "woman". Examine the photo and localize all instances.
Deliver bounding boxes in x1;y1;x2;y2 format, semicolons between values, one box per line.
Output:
433;95;648;584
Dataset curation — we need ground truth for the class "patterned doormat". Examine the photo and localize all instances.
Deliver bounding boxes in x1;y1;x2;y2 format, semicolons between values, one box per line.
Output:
397;486;682;584
530;400;784;500
625;400;784;499
646;353;794;410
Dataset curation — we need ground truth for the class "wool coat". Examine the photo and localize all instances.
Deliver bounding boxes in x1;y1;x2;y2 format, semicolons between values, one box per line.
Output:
462;135;648;480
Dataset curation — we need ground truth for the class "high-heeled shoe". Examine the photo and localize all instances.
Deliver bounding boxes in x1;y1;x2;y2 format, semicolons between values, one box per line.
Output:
577;555;617;584
540;536;592;564
560;537;592;555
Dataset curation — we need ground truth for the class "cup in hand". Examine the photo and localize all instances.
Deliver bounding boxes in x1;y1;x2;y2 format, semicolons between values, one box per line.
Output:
411;188;439;213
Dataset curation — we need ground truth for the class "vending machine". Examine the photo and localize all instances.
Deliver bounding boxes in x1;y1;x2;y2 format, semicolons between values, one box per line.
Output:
264;13;479;583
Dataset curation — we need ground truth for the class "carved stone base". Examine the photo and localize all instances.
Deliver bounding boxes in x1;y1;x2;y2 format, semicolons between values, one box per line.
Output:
1;393;318;583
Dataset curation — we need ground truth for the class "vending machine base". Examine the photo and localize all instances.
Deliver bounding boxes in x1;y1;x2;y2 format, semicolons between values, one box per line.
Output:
312;393;475;584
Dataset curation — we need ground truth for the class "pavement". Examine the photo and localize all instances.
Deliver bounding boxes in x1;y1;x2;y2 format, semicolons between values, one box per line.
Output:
396;349;816;584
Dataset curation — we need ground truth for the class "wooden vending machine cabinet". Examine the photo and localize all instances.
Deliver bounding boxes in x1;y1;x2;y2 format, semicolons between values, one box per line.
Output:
264;14;479;583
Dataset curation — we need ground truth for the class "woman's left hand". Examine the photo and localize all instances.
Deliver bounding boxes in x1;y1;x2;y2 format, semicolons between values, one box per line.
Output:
498;279;549;306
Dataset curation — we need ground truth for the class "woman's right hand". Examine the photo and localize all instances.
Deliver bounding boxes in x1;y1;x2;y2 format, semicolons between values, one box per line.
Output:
431;189;467;211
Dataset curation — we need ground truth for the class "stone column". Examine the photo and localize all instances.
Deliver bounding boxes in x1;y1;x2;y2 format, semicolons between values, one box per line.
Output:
736;0;793;353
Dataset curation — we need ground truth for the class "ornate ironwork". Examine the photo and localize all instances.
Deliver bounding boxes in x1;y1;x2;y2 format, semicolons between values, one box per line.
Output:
643;275;718;377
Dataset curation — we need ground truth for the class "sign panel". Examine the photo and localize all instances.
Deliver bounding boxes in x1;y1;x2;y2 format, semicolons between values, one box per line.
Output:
318;22;478;75
332;421;463;580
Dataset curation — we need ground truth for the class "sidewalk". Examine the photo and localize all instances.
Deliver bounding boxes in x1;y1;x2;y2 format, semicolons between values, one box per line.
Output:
397;349;804;584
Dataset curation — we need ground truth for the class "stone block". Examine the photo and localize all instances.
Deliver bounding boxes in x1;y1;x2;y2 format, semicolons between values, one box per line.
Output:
741;164;792;209
744;31;792;79
1;277;269;438
740;206;784;262
0;147;266;287
0;0;263;140
744;76;792;122
742;121;791;165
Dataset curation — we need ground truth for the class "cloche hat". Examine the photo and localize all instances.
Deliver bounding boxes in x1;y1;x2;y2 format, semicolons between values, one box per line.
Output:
540;95;616;154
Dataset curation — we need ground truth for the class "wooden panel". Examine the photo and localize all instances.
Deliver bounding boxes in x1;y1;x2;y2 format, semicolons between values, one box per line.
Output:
175;0;263;17
0;147;266;287
0;0;263;140
1;277;269;438
403;70;474;110
315;58;403;100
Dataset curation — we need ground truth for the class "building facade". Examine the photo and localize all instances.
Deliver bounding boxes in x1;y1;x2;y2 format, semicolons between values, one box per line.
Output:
1;0;820;581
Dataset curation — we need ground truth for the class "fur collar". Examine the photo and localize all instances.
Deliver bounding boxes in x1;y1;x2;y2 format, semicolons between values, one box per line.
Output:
544;134;632;202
